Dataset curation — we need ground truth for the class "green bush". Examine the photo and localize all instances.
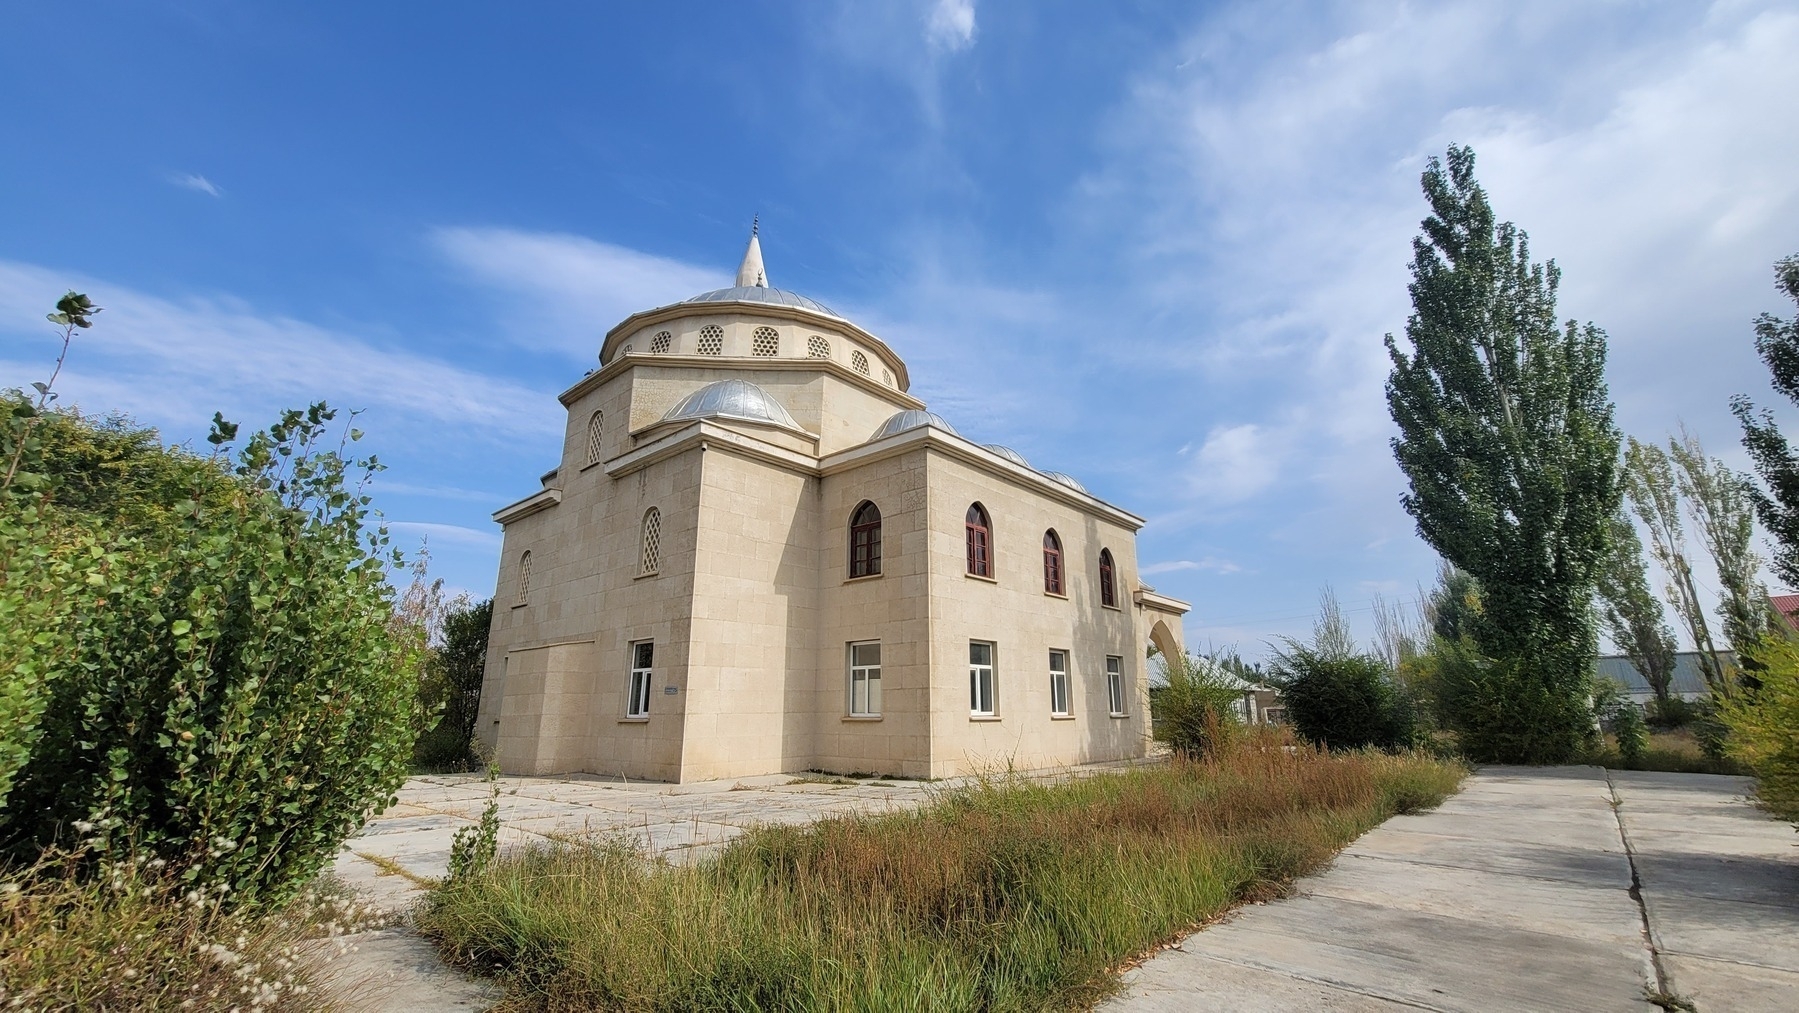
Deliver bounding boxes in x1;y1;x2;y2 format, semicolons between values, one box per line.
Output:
1433;640;1597;764
412;598;493;771
1721;636;1799;827
1267;643;1415;752
0;400;421;909
1151;652;1244;759
1646;696;1698;729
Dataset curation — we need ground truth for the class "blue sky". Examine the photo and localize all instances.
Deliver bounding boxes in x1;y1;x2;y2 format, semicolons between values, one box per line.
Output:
4;1;1798;659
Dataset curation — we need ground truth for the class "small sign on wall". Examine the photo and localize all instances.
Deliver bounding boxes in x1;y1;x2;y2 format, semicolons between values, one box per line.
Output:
663;685;679;695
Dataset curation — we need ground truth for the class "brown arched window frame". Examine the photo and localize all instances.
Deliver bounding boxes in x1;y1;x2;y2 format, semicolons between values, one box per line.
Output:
965;503;992;578
1042;530;1064;595
1099;548;1117;607
849;501;882;578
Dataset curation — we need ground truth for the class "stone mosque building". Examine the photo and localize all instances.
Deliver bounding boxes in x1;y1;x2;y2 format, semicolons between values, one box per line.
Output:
474;228;1189;782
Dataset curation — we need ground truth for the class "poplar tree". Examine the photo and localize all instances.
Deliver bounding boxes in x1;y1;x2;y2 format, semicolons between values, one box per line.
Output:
1385;145;1621;762
1595;507;1678;703
1624;437;1727;695
1732;254;1799;588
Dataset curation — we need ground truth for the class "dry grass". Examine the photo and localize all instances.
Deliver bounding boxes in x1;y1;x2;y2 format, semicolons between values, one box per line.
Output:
1590;729;1749;776
419;727;1465;1011
0;851;392;1011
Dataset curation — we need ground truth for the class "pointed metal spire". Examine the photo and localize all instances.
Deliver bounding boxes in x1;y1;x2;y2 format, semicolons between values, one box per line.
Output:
735;217;768;288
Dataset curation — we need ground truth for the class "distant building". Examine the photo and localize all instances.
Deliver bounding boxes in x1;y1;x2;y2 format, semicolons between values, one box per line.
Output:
474;228;1190;782
1771;593;1799;631
1595;652;1725;705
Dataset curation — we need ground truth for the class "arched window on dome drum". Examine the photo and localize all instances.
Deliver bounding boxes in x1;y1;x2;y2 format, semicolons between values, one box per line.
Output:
807;335;831;358
585;410;604;467
641;508;662;575
851;350;870;375
649;330;672;354
697;325;724;355
516;550;533;606
1099;548;1117;607
965;503;992;578
849;501;882;578
1042;530;1064;595
752;326;779;357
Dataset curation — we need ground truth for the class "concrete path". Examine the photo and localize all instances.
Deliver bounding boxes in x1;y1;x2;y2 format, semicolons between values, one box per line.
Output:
1106;766;1798;1013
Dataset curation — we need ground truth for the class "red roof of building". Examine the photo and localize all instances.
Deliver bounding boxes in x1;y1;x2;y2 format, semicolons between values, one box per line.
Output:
1772;594;1799;630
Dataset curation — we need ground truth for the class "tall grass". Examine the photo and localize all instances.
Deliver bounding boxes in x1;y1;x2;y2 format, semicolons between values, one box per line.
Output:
420;729;1465;1011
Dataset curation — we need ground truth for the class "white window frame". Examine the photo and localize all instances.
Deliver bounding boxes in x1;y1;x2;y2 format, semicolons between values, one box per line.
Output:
1106;655;1126;716
848;641;882;716
970;641;996;716
627;641;654;718
1049;649;1071;716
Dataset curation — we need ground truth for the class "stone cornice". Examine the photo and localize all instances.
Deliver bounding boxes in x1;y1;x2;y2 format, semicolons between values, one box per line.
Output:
557;355;927;411
605;419;821;480
1133;587;1192;616
493;487;561;525
597;299;912;391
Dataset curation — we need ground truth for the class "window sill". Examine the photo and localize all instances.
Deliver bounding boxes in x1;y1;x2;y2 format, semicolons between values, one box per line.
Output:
1043;590;1068;600
969;715;1002;722
1050;714;1075;721
842;573;883;585
579;459;604;473
619;716;650;724
634;571;660;581
510;602;528;610
1108;712;1130;719
1100;603;1122;611
964;572;998;584
842;715;883;722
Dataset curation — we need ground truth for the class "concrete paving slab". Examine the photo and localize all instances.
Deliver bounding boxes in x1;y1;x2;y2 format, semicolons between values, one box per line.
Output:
1116;951;1417;1011
1661;954;1799;1013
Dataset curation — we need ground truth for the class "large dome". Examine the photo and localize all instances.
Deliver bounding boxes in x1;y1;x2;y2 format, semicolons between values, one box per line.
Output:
663;379;802;430
871;410;959;441
681;286;841;318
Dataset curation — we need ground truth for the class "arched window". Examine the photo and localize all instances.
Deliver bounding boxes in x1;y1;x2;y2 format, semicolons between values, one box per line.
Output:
585;410;604;466
965;503;992;578
1099;548;1117;607
1042;530;1064;595
618;343;633;360
697;325;724;355
649;330;672;354
851;350;870;375
516;550;533;606
752;326;780;357
641;508;662;575
882;369;893;386
849;501;882;578
807;335;831;358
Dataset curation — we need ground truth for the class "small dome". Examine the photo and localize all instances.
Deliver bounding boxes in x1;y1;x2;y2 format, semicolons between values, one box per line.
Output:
682;286;842;319
982;444;1030;468
663;379;801;430
1041;471;1088;494
871;410;959;441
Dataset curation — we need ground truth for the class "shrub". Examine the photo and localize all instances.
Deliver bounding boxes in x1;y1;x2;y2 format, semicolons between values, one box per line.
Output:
1152;652;1244;759
413;598;493;771
1646;696;1698;729
1267;643;1415;752
1721;635;1799;826
0;401;420;909
1432;640;1597;764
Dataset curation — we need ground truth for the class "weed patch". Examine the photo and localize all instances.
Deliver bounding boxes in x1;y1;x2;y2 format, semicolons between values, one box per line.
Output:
420;729;1465;1011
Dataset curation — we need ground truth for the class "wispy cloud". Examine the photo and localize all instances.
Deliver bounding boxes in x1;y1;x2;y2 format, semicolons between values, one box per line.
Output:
925;0;977;53
433;227;722;361
0;259;560;444
386;520;503;550
167;172;222;197
1142;558;1242;577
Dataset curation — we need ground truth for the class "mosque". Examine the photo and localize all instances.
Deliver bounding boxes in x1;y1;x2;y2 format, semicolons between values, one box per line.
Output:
474;227;1189;781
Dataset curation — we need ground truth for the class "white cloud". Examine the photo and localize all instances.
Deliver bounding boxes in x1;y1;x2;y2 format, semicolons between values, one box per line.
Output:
925;0;977;53
1192;423;1281;503
386;520;503;550
0;260;559;444
433;227;722;361
167;172;221;197
1142;557;1242;576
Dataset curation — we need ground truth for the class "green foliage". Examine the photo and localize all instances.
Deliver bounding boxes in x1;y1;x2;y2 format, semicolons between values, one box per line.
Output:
419;732;1464;1010
1384;145;1621;763
1434;640;1598;764
1720;634;1799;826
1268;644;1415;752
1646;696;1698;729
414;598;492;771
1732;253;1799;590
1624;438;1730;695
1;399;420;910
1595;508;1679;702
1614;705;1648;765
1152;652;1244;759
447;767;501;883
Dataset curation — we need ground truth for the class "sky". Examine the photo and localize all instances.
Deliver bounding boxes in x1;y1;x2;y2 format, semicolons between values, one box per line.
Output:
3;1;1798;660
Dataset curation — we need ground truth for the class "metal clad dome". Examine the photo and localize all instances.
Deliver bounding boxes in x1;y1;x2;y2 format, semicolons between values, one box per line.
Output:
871;410;959;441
663;379;801;430
982;444;1030;468
682;286;842;319
1041;471;1088;494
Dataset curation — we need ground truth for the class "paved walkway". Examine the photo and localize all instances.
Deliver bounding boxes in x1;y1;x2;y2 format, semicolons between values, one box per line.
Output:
1106;767;1798;1013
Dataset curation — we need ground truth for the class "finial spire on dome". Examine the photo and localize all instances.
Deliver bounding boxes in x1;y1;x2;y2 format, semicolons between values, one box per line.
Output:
735;218;768;288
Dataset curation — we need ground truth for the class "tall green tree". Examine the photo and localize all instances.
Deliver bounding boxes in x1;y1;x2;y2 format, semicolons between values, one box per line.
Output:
1594;507;1678;702
1385;145;1621;763
1623;437;1727;695
1732;254;1799;588
1670;428;1770;665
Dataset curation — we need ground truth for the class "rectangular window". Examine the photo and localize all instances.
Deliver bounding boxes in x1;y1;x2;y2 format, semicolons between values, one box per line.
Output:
848;641;882;716
1106;655;1126;715
1049;649;1070;716
627;641;654;717
969;641;996;716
